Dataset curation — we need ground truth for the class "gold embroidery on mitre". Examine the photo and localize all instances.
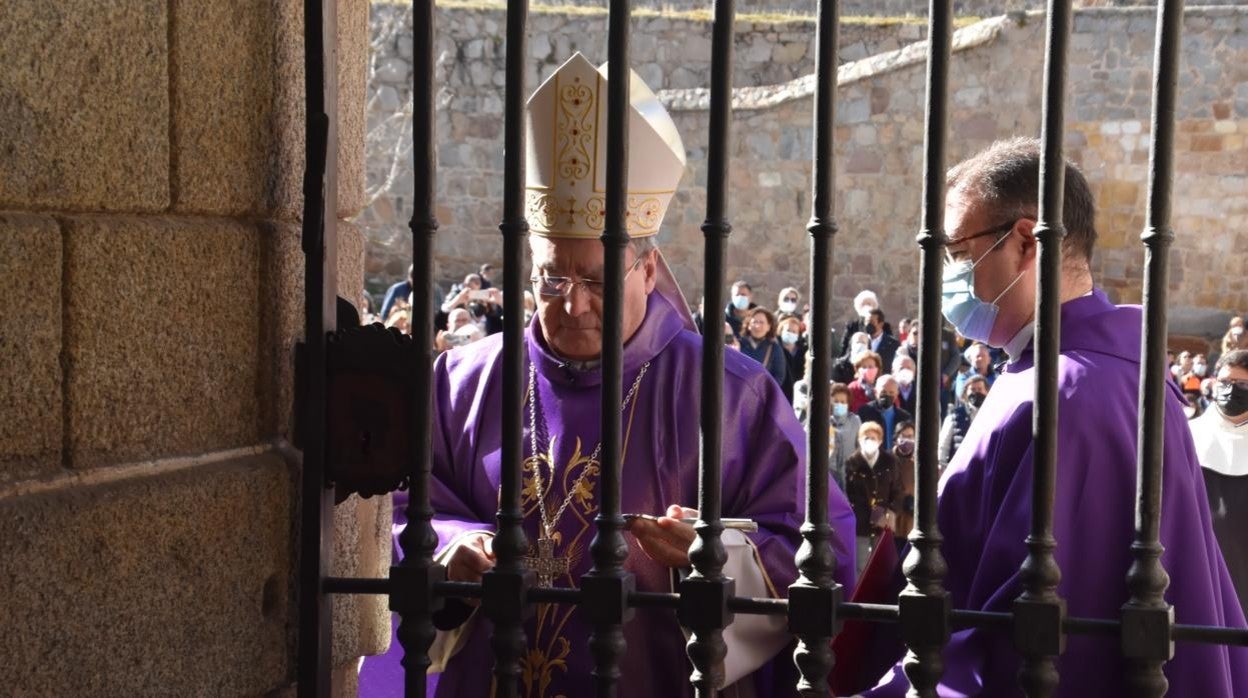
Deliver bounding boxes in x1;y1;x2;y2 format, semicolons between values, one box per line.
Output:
524;52;685;241
524;191;671;237
556;78;595;183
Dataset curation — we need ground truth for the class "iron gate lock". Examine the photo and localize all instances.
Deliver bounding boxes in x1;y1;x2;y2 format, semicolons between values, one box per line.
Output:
295;297;416;501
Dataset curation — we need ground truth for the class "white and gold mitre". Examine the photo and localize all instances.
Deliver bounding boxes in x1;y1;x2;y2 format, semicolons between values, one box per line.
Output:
525;52;687;239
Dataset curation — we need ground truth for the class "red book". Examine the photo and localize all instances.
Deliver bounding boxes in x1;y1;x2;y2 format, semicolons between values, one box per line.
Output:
830;530;901;697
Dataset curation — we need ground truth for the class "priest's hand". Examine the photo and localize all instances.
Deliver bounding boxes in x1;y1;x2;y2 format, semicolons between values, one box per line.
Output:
446;533;495;604
626;504;697;568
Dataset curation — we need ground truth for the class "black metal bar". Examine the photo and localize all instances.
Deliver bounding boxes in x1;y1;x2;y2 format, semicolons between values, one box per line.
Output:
1122;1;1183;694
390;3;445;697
581;2;635;696
1012;2;1072;696
1171;625;1248;646
840;603;902;623
296;0;336;693
1064;617;1120;637
730;597;789;616
679;0;735;695
480;0;534;695
787;0;841;695
900;0;953;695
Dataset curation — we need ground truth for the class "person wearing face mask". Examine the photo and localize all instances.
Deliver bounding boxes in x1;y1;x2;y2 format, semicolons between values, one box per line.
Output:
724;279;757;338
833;331;871;384
1194;350;1248;612
938;375;989;471
898;319;962;418
776;287;802;317
857;375;913;451
866;308;900;374
892;355;918;416
840;289;882;357
776;314;807;403
844;421;902;579
847;351;882;413
953;342;996;399
891;421;917;542
1182;352;1209;393
830;383;863;492
862;137;1248;697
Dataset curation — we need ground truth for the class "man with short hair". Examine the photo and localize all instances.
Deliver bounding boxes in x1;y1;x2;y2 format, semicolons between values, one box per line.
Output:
864;137;1247;695
1195;349;1248;611
891;355;917;416
725;279;756;337
856;374;912;451
478;262;496;289
361;54;855;698
866;308;900;373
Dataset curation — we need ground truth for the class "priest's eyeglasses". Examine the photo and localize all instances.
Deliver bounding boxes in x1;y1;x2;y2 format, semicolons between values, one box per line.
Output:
944;218;1024;265
531;256;645;298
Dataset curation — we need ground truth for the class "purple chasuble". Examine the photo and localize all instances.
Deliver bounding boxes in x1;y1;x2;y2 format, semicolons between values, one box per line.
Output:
865;289;1248;697
360;291;857;698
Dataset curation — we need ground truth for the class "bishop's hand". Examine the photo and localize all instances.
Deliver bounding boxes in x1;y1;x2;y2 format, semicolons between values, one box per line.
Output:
626;504;698;569
446;533;495;605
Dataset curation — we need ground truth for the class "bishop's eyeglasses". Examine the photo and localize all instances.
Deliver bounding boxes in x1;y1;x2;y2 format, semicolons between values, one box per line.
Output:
531;256;645;298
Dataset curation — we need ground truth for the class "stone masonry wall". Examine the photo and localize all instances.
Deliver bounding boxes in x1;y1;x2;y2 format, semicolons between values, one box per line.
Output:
557;0;1248;18
361;2;932;290
0;2;388;695
363;5;1248;335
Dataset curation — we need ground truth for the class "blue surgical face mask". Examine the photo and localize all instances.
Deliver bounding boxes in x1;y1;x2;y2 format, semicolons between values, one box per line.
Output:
941;232;1025;343
732;294;751;311
781;330;800;345
832;402;849;419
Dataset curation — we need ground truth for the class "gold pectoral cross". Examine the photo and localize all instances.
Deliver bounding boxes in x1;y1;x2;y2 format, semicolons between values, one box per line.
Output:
523;536;570;588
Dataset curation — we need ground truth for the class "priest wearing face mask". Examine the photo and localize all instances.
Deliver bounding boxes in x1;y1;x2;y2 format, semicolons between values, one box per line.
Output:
1194;349;1248;612
862;137;1248;696
357;55;859;698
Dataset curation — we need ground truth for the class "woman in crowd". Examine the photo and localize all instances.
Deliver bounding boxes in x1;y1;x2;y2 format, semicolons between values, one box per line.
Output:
833;331;871;384
777;313;807;403
829;382;862;491
892;421;917;544
844;420;902;578
777;287;802;316
1223;317;1246;356
847;350;882;413
840;289;881;356
740;307;788;388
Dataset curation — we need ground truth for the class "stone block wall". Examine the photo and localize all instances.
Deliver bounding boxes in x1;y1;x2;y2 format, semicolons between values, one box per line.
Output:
363;5;1247;335
548;0;1248;18
359;2;931;292
0;1;387;695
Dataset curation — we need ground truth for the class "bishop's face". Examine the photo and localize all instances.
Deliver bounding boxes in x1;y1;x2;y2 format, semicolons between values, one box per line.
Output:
529;237;658;362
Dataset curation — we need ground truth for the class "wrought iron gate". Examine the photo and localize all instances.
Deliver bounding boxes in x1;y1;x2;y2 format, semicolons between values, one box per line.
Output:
294;0;1248;696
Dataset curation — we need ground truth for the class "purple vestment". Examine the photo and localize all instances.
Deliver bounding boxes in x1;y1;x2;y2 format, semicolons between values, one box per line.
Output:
865;289;1248;696
360;290;856;697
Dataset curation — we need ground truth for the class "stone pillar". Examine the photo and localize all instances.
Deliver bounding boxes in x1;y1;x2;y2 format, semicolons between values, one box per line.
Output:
0;1;386;695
